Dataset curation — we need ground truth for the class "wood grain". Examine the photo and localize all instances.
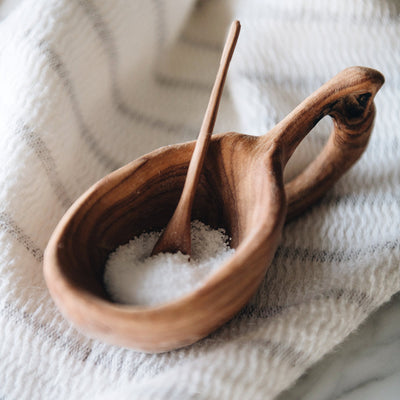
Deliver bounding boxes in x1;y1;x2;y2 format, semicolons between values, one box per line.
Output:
44;66;384;352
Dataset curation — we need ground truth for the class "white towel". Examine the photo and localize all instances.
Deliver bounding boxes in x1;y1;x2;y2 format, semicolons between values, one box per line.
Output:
0;1;399;399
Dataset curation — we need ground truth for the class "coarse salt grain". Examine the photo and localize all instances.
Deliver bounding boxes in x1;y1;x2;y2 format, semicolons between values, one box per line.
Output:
103;220;234;306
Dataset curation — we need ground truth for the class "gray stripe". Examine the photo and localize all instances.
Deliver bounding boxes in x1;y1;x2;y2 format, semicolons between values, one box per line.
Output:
239;288;374;320
152;340;308;400
307;191;400;211
1;302;92;363
236;338;308;367
152;52;395;92
236;71;400;91
276;238;399;264
327;370;399;400
179;33;222;53
0;212;43;262
17;123;72;209
154;71;213;92
77;0;197;135
131;339;309;399
236;71;327;90
0;300;160;377
38;41;120;172
151;56;398;100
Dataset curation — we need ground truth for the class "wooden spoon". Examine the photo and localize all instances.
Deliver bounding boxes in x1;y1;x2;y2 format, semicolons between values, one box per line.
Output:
44;66;384;352
152;20;240;256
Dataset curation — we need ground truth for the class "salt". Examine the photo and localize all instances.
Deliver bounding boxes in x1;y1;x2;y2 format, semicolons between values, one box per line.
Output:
104;220;234;306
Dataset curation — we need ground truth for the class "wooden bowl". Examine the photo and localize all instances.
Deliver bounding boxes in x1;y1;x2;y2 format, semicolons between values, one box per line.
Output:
44;67;384;352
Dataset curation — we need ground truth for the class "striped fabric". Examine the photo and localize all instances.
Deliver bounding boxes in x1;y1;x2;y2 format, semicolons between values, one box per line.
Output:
0;0;399;399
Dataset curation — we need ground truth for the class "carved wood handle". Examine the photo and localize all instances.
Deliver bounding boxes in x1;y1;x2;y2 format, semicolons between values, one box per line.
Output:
274;67;384;220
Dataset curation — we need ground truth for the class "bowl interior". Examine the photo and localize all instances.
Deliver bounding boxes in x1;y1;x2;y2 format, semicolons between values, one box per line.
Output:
52;133;282;305
55;141;230;301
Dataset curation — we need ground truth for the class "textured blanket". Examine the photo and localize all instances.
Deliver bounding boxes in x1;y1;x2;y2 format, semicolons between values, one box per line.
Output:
0;0;399;399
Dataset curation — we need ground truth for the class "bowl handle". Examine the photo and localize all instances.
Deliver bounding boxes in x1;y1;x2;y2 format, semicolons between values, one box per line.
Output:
271;67;384;220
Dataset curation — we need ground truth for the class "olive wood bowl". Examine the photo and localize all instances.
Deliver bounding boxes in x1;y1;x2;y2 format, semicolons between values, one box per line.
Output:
44;67;384;352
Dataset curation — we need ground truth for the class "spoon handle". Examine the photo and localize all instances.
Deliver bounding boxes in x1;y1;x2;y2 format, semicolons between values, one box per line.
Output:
267;67;384;220
179;20;241;217
151;21;241;256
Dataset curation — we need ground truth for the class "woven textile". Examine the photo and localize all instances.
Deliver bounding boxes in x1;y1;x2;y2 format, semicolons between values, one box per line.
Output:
0;1;399;399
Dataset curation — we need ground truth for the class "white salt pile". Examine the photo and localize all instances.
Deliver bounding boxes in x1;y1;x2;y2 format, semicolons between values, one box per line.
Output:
104;220;234;306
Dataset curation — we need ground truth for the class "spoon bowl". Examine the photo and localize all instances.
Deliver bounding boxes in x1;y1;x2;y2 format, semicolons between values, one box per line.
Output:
44;67;384;352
